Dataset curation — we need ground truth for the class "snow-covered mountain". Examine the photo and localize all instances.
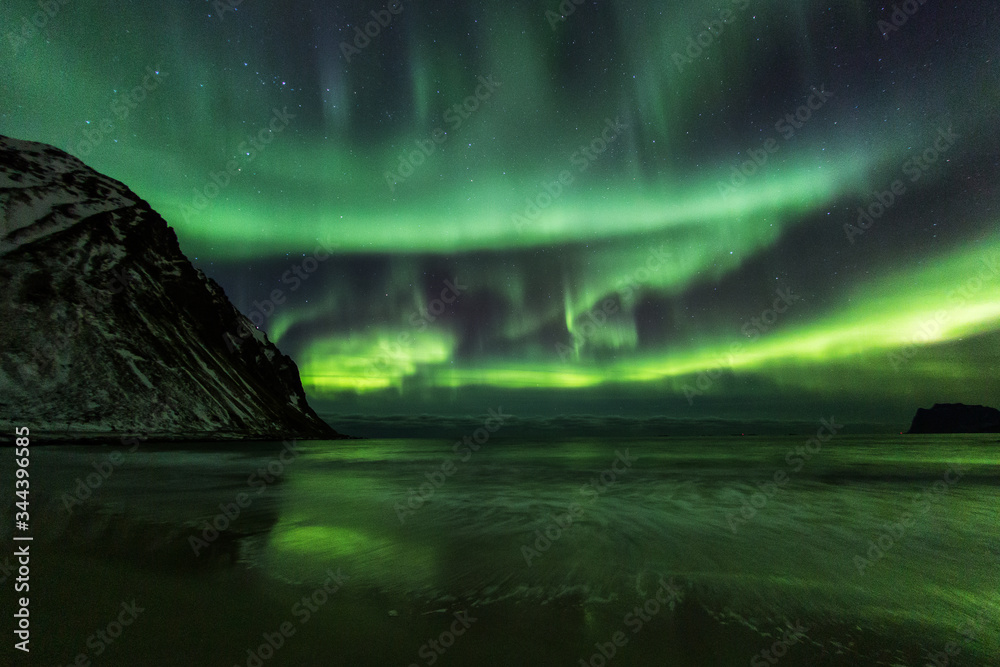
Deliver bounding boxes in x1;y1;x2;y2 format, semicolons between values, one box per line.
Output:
0;135;343;441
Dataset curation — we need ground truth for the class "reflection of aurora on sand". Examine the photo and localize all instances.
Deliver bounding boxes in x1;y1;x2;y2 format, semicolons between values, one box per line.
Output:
13;436;997;665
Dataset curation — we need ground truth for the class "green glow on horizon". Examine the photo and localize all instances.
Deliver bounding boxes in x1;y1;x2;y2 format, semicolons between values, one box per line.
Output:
298;240;1000;396
299;329;457;392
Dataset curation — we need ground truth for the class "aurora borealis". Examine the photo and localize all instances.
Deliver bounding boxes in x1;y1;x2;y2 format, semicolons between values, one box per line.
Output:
3;0;998;424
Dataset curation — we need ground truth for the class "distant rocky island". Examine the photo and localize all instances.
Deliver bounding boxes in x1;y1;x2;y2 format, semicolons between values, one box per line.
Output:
907;403;1000;434
0;135;343;442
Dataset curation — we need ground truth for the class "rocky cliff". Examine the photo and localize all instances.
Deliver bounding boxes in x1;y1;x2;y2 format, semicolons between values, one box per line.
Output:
907;403;1000;434
0;135;343;441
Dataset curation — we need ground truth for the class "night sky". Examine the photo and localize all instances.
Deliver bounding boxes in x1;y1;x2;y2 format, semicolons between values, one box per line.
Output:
2;0;998;424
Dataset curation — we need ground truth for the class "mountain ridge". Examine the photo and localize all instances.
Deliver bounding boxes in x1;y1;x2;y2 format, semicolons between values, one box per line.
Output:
0;135;344;442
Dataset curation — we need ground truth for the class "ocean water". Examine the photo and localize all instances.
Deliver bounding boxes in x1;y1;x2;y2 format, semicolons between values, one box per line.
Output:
2;434;998;666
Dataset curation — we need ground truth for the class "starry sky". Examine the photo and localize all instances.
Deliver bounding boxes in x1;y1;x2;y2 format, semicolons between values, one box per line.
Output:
2;0;999;425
